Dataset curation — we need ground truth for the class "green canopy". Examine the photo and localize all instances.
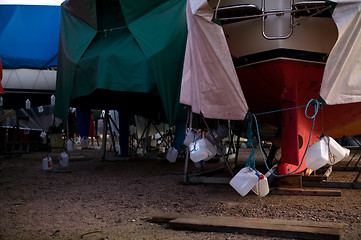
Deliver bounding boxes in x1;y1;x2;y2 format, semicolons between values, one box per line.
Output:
55;0;187;126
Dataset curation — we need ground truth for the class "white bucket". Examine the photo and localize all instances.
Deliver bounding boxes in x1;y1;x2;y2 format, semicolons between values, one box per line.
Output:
166;146;178;163
60;152;69;168
230;167;259;196
42;156;53;170
66;139;74;151
323;136;350;165
189;138;217;162
184;129;201;146
305;138;329;171
252;173;269;197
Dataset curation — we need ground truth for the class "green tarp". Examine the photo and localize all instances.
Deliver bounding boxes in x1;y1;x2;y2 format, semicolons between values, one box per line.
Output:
55;0;187;126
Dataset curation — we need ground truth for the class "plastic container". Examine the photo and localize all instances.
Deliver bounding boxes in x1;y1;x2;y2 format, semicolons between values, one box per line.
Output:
204;129;219;145
60;152;69;167
252;173;269;197
216;124;228;140
66;139;74;151
323;136;350;165
42;156;53;170
184;129;201;146
50;95;56;105
230;167;259;196
25;99;31;109
166;146;178;163
305;138;328;171
189;138;217;162
38;106;44;113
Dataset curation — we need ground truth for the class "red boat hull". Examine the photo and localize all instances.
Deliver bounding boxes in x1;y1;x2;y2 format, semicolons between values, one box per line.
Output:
236;59;361;174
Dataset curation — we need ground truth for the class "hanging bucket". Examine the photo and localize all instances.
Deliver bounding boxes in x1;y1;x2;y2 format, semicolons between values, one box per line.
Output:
230;167;259;196
184;129;201;146
189;138;216;162
42;156;53;170
305;138;329;171
323;136;350;165
166;146;178;163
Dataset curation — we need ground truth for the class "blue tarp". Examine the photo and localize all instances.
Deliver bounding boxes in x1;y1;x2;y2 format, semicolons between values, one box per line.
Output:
0;4;61;69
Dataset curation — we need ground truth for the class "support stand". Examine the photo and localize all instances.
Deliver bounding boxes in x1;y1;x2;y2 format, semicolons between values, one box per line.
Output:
183;110;235;184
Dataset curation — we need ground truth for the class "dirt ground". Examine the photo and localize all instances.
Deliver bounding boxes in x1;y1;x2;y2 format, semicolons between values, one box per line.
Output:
0;147;361;240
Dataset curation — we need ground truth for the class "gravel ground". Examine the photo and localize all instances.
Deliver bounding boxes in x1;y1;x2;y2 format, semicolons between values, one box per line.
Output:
0;148;360;240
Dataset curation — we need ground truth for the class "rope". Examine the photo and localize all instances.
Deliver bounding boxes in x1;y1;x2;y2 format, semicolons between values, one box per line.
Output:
248;99;320;178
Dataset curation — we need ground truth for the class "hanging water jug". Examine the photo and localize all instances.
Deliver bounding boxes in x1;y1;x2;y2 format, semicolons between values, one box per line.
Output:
51;95;56;105
252;173;270;197
42;156;53;170
60;152;69;168
166;146;178;163
230;167;259;196
0;96;3;107
25;99;31;109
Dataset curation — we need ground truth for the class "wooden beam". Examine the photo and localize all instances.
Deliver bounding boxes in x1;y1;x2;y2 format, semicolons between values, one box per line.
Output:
271;188;341;196
276;174;302;188
0;109;15;123
168;216;343;240
303;181;361;189
187;176;231;184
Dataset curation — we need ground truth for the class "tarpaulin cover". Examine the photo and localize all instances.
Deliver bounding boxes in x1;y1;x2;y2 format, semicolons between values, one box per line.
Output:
180;0;248;120
55;0;188;126
320;0;361;104
0;2;61;68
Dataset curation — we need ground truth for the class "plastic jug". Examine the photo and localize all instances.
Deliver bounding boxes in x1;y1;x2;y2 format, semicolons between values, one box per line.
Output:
305;138;328;171
216;124;229;140
166;146;178;163
230;167;259;196
184;129;201;146
25;99;31;109
204;129;219;145
60;152;69;167
189;138;217;162
323;136;350;165
252;172;269;197
42;156;53;170
66;139;74;151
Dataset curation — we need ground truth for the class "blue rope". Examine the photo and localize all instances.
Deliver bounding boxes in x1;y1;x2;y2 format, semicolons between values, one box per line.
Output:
250;99;320;177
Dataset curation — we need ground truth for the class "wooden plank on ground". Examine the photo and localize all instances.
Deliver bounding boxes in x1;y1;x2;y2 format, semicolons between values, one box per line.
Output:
276;174;302;188
271;188;341;196
169;216;344;240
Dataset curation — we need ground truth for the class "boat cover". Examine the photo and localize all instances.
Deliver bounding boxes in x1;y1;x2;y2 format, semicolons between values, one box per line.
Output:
320;0;361;104
55;0;188;126
180;0;248;120
0;1;61;68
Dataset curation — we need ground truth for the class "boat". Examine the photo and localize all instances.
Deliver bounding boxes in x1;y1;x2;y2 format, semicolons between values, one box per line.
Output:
185;0;361;175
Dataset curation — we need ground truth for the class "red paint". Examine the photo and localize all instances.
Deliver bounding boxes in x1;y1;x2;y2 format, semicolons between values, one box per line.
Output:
236;59;361;174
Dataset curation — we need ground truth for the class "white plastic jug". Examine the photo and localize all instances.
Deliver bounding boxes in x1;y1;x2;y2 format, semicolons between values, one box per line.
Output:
189;138;217;162
305;138;329;171
216;124;229;140
230;167;259;196
323;136;350;165
60;152;69;168
184;129;201;146
66;139;74;151
166;146;178;163
252;173;269;197
42;156;53;170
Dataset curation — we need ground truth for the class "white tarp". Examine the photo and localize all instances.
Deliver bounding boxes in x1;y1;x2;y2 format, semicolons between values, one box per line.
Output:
180;0;248;120
320;0;361;104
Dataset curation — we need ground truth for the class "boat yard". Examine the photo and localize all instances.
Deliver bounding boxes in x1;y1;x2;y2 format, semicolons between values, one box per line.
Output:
1;0;361;239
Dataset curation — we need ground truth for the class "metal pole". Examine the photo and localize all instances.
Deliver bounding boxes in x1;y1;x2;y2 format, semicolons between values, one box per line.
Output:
183;109;193;183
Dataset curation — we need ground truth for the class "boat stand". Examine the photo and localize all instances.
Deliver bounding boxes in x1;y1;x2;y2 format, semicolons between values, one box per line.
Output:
183;111;235;184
